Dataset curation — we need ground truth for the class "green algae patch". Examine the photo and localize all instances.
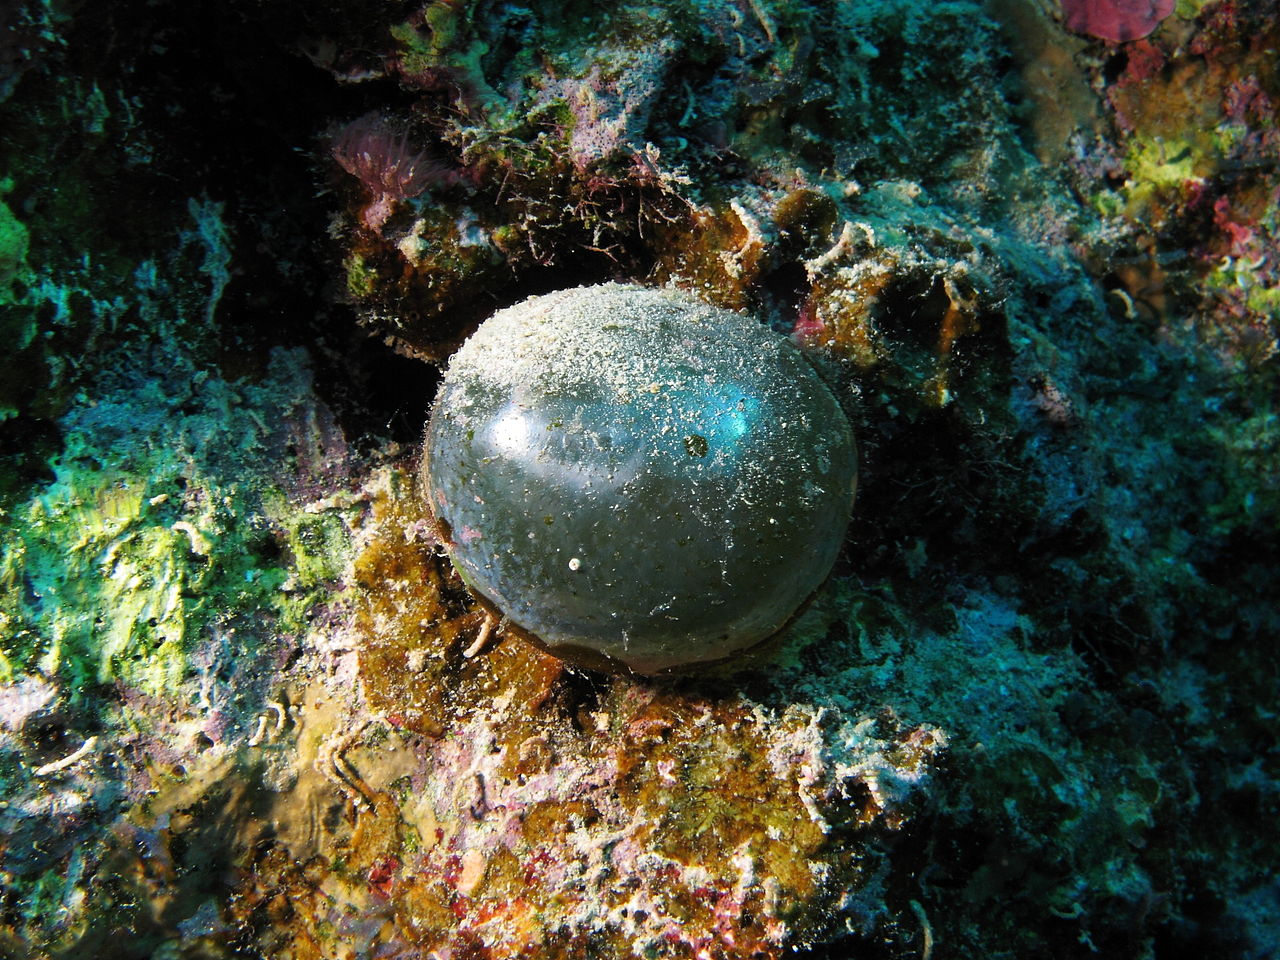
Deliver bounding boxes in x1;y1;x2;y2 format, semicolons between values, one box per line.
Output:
0;192;29;294
273;504;351;591
0;349;355;697
3;460;280;695
2;469;195;691
1114;130;1240;225
343;251;378;299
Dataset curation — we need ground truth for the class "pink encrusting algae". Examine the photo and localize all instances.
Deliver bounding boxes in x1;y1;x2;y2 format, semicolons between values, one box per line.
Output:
1060;0;1175;42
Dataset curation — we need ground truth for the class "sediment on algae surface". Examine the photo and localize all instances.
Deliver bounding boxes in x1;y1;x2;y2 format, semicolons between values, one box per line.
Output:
1;1;1278;958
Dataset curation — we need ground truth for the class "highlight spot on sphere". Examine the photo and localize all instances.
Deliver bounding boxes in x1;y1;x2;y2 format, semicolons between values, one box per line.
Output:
422;283;857;673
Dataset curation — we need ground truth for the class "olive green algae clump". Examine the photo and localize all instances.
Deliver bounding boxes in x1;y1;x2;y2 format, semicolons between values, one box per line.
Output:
424;283;857;673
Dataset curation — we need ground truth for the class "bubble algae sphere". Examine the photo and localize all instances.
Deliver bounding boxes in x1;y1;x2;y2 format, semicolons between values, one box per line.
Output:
422;283;856;673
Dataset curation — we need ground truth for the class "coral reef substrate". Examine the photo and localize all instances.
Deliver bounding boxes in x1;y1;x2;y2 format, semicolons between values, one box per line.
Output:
1;0;1277;958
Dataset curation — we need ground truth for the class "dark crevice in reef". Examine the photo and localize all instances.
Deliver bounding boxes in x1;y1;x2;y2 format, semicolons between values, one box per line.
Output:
51;0;462;449
315;332;443;450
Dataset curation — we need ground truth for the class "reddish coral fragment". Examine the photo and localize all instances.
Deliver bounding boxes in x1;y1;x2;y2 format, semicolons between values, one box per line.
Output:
368;856;400;899
1213;195;1255;255
1119;38;1165;82
1061;0;1175;42
791;297;826;346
